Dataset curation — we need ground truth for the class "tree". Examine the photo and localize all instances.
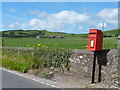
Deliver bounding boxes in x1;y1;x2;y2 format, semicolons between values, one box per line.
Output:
38;31;45;36
9;31;15;37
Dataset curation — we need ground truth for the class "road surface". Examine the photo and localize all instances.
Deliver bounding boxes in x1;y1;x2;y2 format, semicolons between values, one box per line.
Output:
1;69;53;88
118;39;120;47
118;39;120;54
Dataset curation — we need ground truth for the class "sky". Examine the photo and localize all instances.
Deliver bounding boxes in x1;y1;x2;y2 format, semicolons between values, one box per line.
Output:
2;0;120;2
1;2;118;34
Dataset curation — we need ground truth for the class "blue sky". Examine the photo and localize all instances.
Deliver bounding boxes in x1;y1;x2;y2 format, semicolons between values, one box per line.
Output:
2;2;118;33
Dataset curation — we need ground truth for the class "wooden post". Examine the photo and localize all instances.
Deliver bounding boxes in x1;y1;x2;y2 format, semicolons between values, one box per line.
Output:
2;39;4;47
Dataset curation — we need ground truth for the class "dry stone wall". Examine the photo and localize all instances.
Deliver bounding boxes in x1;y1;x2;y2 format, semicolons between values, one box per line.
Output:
69;49;119;87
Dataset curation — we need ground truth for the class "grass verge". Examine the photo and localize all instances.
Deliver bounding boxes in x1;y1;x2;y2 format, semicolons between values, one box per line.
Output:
2;47;72;73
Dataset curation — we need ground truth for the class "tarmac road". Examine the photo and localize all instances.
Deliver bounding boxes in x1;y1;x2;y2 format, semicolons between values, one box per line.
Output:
1;69;53;88
118;39;120;54
118;39;120;60
118;39;120;47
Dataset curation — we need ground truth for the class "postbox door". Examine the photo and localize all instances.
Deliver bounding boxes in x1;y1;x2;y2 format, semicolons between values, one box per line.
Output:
88;31;97;51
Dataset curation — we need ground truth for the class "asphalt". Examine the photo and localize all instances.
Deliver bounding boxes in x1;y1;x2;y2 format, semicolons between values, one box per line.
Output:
1;70;53;88
118;39;120;58
118;39;120;47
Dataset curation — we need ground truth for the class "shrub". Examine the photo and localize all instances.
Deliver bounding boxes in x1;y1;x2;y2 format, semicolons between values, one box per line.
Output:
2;47;72;73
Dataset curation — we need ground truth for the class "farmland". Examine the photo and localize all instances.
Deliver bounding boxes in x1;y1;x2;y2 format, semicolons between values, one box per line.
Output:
1;29;119;49
1;29;119;76
2;37;118;49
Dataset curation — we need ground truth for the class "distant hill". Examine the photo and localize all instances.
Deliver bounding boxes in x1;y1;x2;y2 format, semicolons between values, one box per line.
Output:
1;29;119;38
103;29;119;37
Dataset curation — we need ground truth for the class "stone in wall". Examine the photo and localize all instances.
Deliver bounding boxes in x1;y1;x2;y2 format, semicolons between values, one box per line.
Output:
68;49;119;88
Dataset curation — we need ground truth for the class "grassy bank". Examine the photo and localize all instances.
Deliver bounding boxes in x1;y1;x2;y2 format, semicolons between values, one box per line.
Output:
2;47;72;73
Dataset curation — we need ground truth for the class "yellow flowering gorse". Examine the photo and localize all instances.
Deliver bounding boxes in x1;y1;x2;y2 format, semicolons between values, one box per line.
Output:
38;44;42;47
26;44;30;47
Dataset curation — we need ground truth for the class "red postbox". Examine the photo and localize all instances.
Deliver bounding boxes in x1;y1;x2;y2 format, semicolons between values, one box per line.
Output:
88;29;103;51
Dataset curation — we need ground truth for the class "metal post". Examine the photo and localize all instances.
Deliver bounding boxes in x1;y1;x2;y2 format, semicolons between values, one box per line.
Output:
102;22;104;32
91;51;96;84
98;65;102;82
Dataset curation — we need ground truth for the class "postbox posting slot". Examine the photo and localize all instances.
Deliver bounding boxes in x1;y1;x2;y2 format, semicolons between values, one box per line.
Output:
89;33;96;34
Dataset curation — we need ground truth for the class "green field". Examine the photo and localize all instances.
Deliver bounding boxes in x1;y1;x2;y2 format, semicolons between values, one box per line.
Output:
2;37;118;49
1;29;119;49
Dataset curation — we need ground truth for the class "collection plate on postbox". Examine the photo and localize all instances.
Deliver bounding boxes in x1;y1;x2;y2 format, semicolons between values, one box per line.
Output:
88;29;103;51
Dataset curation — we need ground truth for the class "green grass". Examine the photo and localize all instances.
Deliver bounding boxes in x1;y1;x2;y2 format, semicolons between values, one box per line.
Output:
103;37;118;49
2;47;72;73
1;29;119;49
2;37;118;49
103;29;119;37
3;37;88;49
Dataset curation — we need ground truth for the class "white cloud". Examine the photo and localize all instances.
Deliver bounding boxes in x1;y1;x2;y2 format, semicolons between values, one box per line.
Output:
8;8;17;13
29;18;47;29
47;21;65;32
28;18;65;32
78;26;83;30
28;10;48;18
20;23;29;29
18;10;90;32
8;22;20;28
97;8;118;26
46;10;90;32
8;22;30;30
4;13;28;21
47;10;90;24
6;8;118;33
96;22;107;28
